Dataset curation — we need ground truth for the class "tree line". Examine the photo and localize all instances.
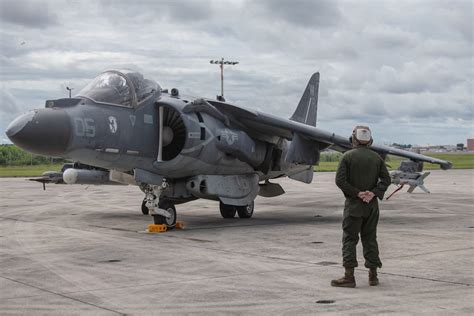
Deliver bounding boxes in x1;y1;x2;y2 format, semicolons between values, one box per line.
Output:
0;145;65;166
1;143;344;166
1;144;409;167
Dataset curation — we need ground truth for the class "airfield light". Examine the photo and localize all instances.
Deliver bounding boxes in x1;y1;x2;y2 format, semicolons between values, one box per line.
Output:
209;58;239;100
66;86;73;98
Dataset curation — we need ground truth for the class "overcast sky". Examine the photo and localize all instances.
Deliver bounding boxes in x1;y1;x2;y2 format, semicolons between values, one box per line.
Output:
0;0;472;145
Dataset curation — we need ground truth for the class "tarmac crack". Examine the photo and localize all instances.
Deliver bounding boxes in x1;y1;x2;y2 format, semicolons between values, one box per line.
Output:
377;271;473;287
0;275;127;315
186;246;474;287
1;265;317;300
384;246;474;260
182;244;474;288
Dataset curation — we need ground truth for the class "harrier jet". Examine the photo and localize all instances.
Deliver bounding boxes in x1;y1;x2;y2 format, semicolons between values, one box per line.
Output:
5;70;452;228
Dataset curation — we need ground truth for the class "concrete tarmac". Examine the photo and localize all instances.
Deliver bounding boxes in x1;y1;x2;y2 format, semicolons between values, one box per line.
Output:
0;170;473;315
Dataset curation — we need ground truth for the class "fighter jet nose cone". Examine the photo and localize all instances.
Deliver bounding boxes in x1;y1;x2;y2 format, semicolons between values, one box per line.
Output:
6;109;72;156
5;111;35;138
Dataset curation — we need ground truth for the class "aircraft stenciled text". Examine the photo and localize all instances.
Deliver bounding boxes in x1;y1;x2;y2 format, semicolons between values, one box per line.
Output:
74;117;95;138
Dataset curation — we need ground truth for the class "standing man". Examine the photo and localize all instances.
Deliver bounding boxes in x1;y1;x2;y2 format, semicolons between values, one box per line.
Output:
331;126;391;288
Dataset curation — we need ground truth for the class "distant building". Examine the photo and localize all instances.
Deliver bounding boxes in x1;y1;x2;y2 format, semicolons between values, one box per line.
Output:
411;145;458;153
468;139;474;151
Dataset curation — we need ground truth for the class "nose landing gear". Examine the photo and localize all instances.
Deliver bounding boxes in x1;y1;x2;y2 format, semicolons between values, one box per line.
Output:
140;179;177;229
152;200;177;227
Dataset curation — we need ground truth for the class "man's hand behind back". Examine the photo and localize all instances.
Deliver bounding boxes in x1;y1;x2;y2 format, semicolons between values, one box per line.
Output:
358;191;375;204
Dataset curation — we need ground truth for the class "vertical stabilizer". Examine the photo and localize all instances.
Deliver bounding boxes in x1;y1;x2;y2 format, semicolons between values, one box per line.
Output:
290;72;319;127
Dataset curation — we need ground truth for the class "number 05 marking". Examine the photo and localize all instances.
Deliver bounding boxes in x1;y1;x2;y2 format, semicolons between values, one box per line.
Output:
74;118;96;137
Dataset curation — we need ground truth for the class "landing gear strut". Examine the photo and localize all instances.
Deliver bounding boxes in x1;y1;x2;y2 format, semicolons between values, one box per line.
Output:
219;201;254;219
141;198;149;215
140;179;177;228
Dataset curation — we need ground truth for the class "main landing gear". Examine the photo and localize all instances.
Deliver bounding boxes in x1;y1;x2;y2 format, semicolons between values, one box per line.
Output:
219;201;254;219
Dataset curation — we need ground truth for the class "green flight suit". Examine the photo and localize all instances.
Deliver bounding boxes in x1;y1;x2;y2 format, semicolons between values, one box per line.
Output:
335;145;391;269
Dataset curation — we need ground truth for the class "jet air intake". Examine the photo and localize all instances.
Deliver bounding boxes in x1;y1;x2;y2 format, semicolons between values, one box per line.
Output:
157;105;186;161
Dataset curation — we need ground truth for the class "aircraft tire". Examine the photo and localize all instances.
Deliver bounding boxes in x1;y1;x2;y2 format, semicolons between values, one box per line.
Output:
141;198;149;215
219;202;236;218
153;200;177;227
236;201;254;219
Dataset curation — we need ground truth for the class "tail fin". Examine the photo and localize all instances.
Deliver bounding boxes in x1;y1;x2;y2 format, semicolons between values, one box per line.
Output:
290;72;319;127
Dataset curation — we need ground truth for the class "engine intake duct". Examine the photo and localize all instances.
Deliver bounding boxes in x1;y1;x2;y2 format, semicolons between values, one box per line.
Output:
215;128;266;167
160;106;186;161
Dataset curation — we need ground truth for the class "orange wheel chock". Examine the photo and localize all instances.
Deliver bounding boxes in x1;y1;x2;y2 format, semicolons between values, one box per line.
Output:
147;224;167;233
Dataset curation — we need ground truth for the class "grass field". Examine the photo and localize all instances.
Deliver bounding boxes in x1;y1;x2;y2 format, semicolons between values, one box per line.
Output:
0;164;63;177
316;153;474;172
0;153;472;177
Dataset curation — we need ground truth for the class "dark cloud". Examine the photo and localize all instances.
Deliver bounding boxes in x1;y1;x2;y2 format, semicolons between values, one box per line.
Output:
0;0;58;28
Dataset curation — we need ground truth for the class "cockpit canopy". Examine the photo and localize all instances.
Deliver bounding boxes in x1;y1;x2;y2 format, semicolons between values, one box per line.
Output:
77;70;161;108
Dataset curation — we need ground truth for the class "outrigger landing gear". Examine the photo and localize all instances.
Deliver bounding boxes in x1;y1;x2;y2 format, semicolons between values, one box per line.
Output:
140;179;177;228
219;201;254;219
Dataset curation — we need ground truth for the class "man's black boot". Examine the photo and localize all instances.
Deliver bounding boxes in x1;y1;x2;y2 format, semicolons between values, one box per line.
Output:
369;268;379;286
331;267;356;288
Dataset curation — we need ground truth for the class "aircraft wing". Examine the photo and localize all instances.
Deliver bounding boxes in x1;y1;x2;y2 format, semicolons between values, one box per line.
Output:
206;100;452;170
